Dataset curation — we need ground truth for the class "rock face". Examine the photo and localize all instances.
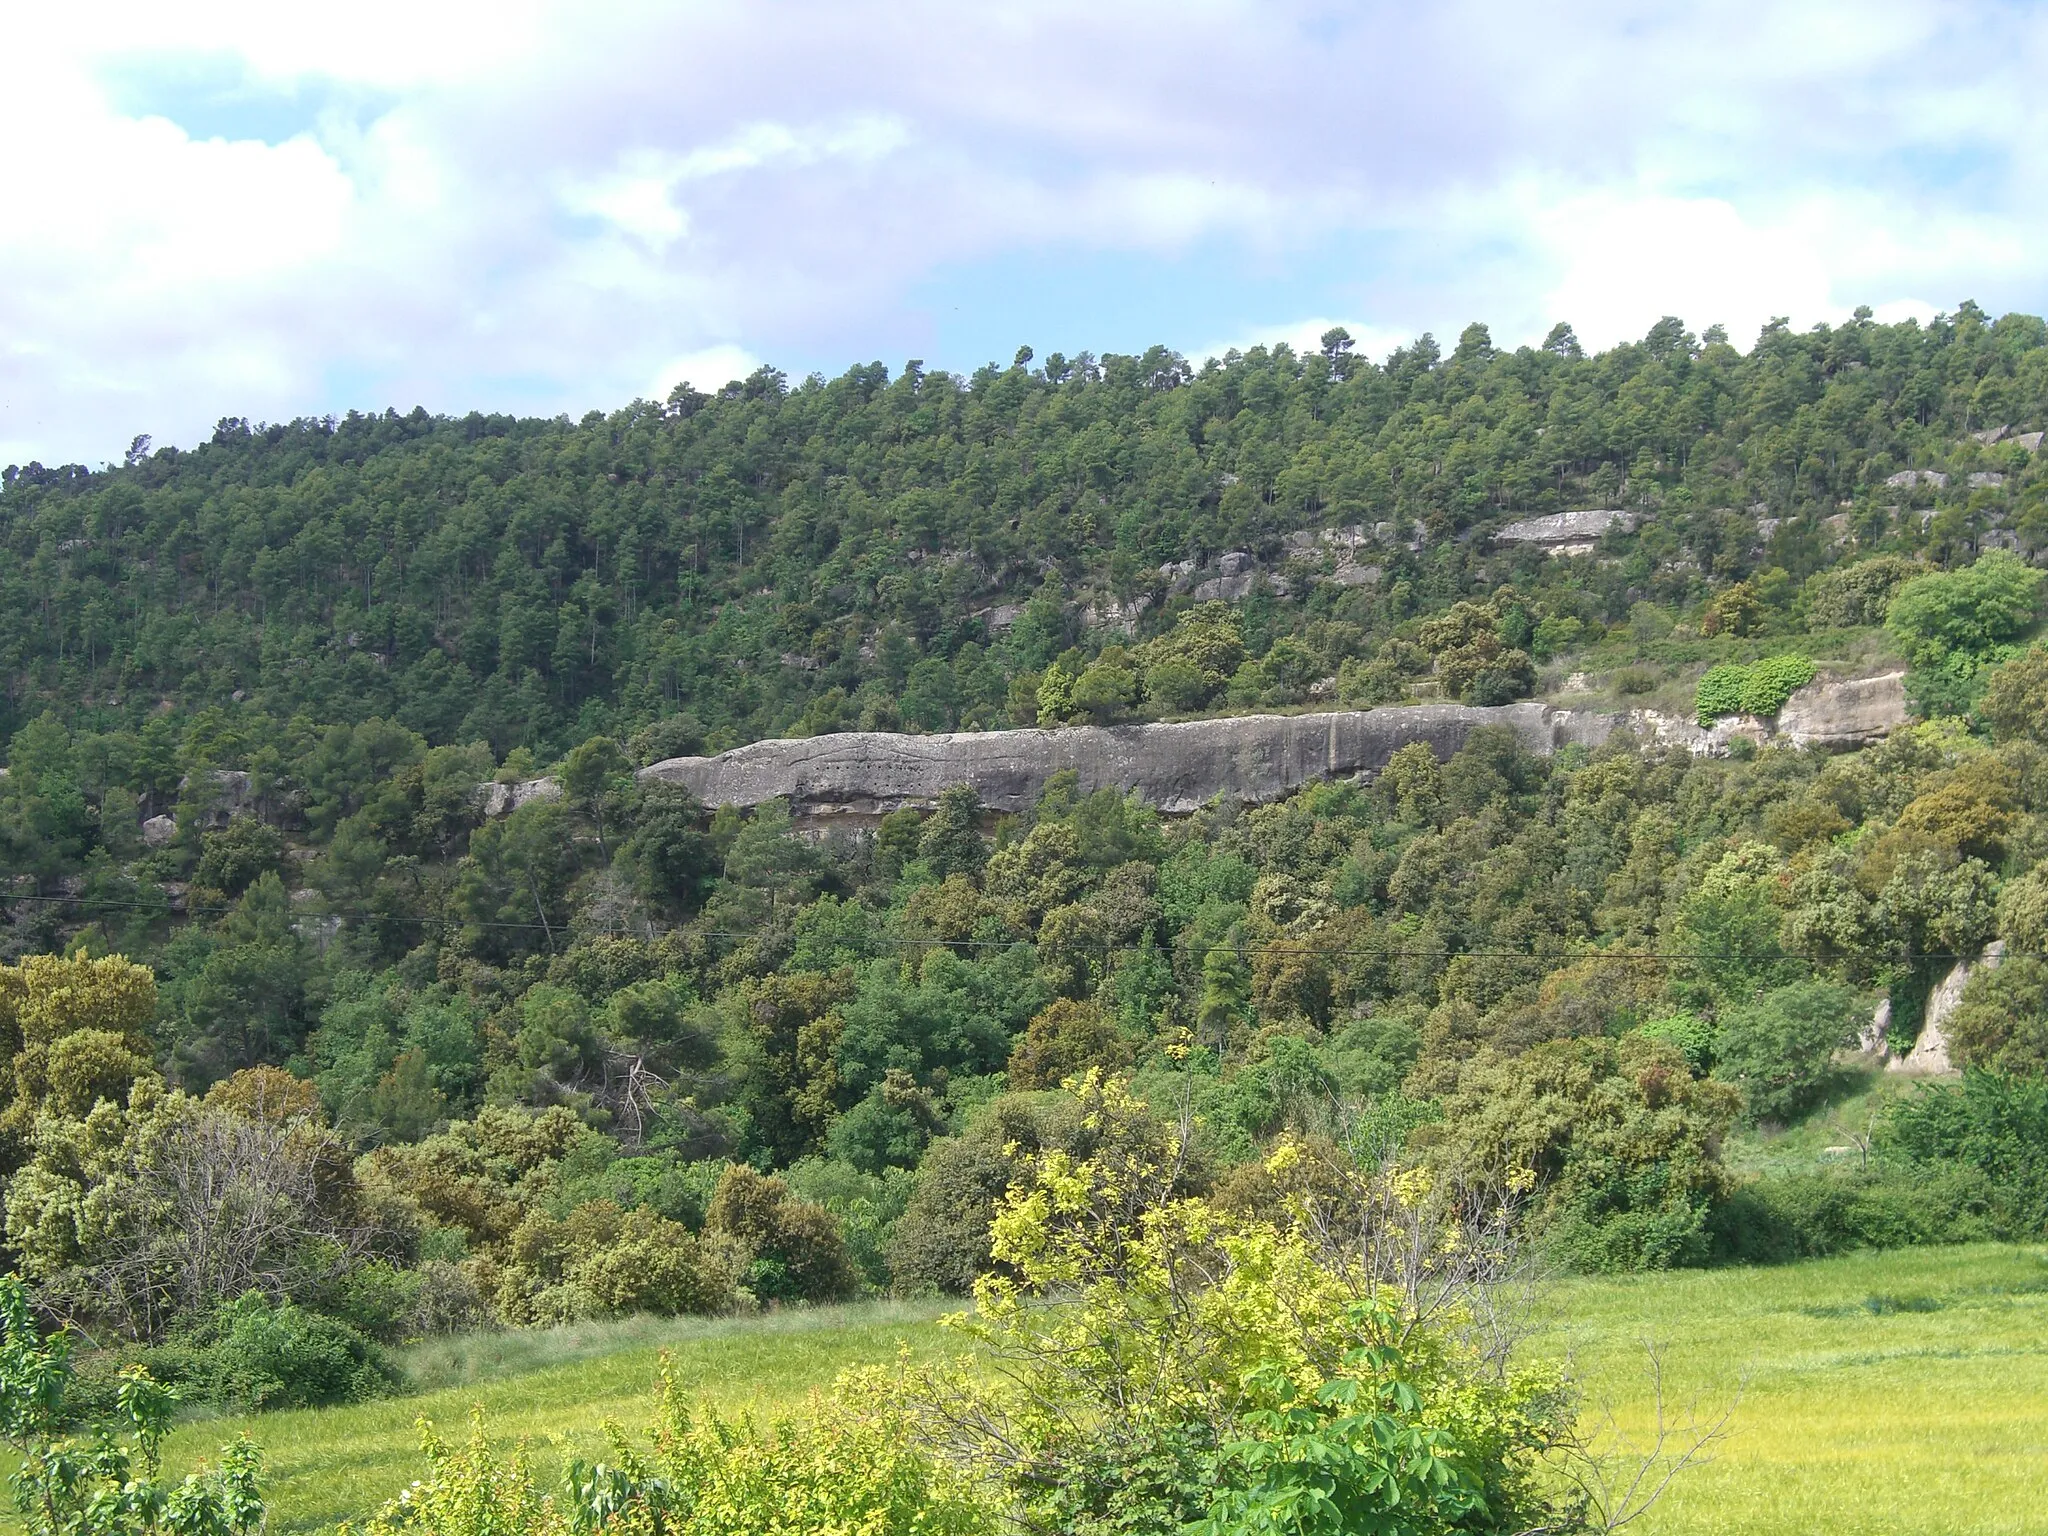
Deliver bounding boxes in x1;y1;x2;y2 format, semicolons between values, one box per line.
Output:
1493;509;1636;555
1775;672;1908;750
642;704;1617;821
141;815;178;848
477;777;563;817
638;672;1914;823
1890;941;2005;1076
1613;672;1908;757
175;768;254;826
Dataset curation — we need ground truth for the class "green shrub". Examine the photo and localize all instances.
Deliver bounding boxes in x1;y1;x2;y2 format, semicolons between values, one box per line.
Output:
1887;551;2046;674
896;1078;1576;1536
1635;1012;1714;1074
1695;663;1750;721
1708;1164;1997;1263
1694;656;1817;723
1944;956;2048;1076
1804;555;1920;628
206;1293;398;1411
704;1165;857;1303
1881;1071;2048;1234
1427;1036;1741;1272
1713;981;1860;1124
358;1369;991;1536
0;1275;267;1536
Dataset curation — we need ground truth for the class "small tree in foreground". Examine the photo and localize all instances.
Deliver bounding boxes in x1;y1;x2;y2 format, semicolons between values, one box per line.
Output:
0;1276;264;1536
896;1072;1730;1535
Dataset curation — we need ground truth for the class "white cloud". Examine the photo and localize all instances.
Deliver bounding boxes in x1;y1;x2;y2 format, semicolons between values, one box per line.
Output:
1531;192;1837;350
648;345;763;400
2;1;2046;464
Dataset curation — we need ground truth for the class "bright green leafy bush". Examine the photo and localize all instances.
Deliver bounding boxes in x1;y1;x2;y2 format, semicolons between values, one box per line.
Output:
1693;656;1817;724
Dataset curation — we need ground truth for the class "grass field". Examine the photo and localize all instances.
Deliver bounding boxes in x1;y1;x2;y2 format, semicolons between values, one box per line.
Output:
149;1246;2048;1536
156;1302;956;1534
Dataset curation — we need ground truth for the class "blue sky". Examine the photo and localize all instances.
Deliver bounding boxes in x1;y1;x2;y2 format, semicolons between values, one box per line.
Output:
3;0;2045;465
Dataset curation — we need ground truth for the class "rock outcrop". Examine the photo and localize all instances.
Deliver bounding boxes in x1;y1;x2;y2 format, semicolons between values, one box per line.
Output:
1773;671;1908;749
477;777;563;817
641;704;1616;821
1493;509;1636;555
1889;941;2004;1076
635;672;1911;824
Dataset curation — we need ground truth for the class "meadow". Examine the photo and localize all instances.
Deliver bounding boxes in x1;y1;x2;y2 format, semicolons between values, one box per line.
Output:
139;1245;2048;1536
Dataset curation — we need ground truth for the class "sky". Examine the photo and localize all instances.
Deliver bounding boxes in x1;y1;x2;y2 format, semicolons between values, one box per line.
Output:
2;0;2045;467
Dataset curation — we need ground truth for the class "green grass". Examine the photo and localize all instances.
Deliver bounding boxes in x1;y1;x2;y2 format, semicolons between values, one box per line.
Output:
155;1302;954;1535
151;1248;2048;1536
1722;1063;1908;1179
1535;1245;2048;1535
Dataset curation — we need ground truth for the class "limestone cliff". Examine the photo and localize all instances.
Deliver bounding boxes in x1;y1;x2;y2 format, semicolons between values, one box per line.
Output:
640;703;1616;821
538;674;1902;826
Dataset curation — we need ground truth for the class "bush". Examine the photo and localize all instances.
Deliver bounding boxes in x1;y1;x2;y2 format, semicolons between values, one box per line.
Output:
1424;1036;1740;1272
1881;1072;2048;1234
1944;956;2048;1076
1713;981;1861;1124
705;1165;857;1303
0;1276;266;1536
1634;1012;1714;1074
206;1292;399;1411
1708;1164;1997;1263
1005;999;1133;1089
1978;645;2048;743
357;1369;990;1536
885;1097;1059;1294
1887;551;2045;674
1804;555;1920;628
1694;656;1817;723
893;1079;1578;1536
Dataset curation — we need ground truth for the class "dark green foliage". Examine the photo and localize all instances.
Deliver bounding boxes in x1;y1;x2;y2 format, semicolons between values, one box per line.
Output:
201;1293;399;1411
4;309;2042;763
1708;1164;1997;1262
1713;981;1861;1123
1426;1036;1742;1272
1944;956;2048;1075
704;1164;857;1303
1882;1072;2048;1234
193;820;285;898
1804;555;1922;628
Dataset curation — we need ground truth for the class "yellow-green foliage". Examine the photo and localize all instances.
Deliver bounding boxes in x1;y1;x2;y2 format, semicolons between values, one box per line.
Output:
351;1365;989;1536
907;1075;1571;1535
0;953;158;1160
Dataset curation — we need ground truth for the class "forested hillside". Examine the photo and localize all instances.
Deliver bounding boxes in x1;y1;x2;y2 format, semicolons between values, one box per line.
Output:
3;307;2048;1424
3;305;2045;756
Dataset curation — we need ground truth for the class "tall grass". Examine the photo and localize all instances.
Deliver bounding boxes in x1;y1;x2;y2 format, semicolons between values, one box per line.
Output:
154;1302;956;1535
1536;1245;2048;1535
134;1247;2048;1536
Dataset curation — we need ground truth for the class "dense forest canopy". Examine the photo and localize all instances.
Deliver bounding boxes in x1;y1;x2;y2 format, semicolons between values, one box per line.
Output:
2;304;2047;1432
3;304;2045;757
